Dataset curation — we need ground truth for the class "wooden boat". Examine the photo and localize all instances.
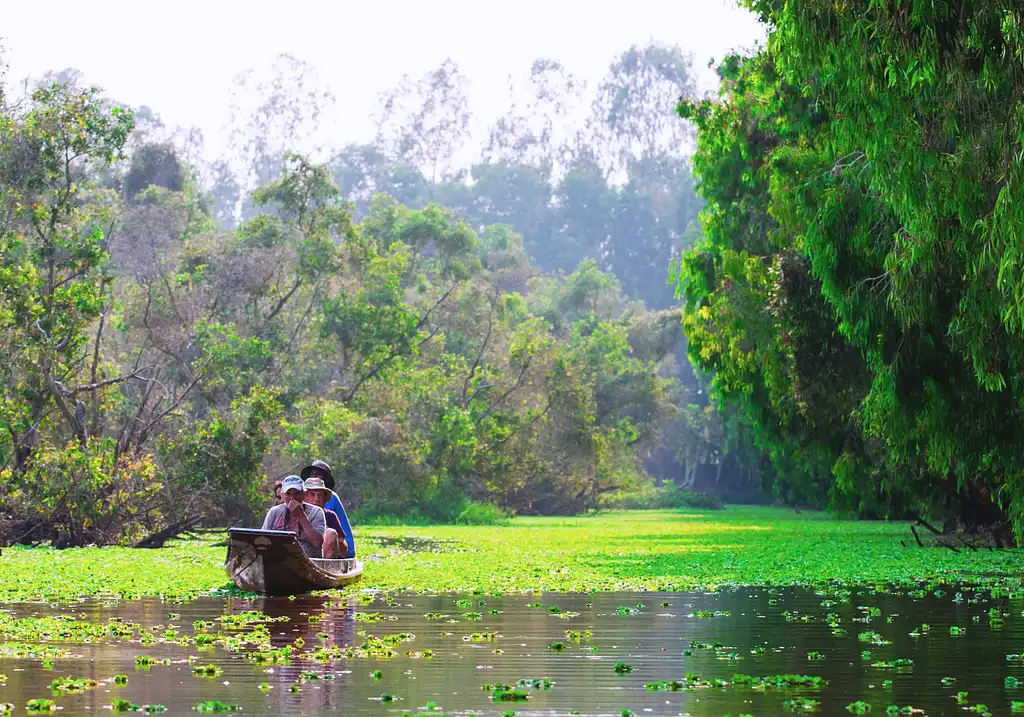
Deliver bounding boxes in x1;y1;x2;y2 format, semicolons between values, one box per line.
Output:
225;527;363;596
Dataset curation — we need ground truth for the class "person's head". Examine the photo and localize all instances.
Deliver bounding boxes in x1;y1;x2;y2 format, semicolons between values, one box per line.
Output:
300;459;335;490
273;480;284;504
280;475;305;504
303;476;332;508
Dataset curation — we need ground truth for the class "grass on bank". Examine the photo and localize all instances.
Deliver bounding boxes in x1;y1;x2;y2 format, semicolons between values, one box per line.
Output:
2;506;1023;603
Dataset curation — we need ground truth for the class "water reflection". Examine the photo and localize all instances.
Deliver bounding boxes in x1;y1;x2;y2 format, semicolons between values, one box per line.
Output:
0;587;1022;715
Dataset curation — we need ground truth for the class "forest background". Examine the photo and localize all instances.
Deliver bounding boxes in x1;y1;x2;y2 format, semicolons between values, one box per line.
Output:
10;0;1024;550
0;43;774;547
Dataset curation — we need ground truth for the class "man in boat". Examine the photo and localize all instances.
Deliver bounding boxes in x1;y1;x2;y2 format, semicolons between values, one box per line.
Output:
302;476;344;559
300;460;356;559
273;479;284;504
260;475;326;558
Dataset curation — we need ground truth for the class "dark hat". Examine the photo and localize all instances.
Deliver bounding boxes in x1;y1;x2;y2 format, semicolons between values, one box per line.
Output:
300;459;334;490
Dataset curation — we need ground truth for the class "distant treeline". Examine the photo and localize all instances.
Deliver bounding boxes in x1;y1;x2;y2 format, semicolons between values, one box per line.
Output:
0;44;771;546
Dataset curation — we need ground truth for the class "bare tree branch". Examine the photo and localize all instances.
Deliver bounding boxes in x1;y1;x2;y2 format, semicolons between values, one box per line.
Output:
69;366;153;395
88;304;107;437
461;290;497;404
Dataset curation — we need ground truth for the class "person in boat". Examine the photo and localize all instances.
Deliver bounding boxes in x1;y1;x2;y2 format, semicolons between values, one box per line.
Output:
302;476;344;559
300;459;356;559
273;479;284;504
260;474;325;558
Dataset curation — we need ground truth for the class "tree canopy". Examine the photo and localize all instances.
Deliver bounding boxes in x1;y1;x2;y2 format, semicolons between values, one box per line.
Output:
678;0;1024;541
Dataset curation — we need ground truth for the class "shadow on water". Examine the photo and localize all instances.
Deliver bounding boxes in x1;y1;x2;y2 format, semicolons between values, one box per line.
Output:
2;587;1024;715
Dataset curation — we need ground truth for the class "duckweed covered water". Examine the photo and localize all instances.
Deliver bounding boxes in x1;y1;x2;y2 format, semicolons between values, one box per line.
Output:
5;509;1024;602
3;587;1024;715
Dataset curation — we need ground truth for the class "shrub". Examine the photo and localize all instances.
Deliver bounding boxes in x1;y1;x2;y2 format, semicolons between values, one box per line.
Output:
158;385;283;525
0;437;163;546
455;501;511;525
600;482;724;511
351;500;509;526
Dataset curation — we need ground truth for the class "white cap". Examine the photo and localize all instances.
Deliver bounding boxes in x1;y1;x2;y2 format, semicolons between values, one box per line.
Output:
281;475;304;494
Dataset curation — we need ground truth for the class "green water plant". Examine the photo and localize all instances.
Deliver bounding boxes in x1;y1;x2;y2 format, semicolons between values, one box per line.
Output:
782;697;820;711
492;687;528;702
193;701;239;712
355;612;395;622
872;659;914;670
517;678;552;689
50;677;99;693
191;664;222;678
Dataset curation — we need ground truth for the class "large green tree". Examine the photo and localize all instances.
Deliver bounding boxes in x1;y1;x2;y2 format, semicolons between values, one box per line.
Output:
681;0;1024;539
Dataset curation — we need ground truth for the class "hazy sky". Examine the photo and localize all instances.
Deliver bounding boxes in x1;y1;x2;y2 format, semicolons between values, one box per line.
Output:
3;0;765;160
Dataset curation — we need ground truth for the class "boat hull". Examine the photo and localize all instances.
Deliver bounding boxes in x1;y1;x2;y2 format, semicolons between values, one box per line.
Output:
225;528;363;596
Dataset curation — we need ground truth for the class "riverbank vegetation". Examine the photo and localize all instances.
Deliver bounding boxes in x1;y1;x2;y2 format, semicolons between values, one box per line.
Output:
0;44;763;546
678;0;1024;543
0;508;1021;603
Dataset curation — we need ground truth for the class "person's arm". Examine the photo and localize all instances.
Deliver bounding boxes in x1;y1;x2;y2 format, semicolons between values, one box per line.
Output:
261;506;277;531
325;492;342;514
294;504;324;548
325;511;348;554
335;505;355;558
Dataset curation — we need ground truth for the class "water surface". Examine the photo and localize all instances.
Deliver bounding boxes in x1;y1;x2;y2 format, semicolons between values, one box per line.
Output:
1;586;1021;715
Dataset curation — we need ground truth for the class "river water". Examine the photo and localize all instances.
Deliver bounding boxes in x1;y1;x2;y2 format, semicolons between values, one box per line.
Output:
1;586;1021;715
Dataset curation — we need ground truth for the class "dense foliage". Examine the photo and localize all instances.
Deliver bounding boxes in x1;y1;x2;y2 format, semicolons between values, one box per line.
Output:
0;43;763;544
678;0;1024;540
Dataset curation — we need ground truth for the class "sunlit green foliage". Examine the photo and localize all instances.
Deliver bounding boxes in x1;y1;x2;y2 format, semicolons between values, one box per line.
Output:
677;0;1024;538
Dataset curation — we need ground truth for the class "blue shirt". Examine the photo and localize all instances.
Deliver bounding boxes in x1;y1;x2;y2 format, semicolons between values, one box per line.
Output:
324;491;355;558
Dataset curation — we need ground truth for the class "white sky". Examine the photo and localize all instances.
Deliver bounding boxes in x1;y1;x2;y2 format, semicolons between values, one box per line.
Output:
2;0;765;162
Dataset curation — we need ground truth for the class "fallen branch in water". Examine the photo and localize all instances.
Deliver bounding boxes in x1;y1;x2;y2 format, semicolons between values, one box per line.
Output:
913;516;943;535
134;516;204;549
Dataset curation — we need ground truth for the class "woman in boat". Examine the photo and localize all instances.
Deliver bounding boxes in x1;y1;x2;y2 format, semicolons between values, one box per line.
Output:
300;460;356;559
260;475;325;558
